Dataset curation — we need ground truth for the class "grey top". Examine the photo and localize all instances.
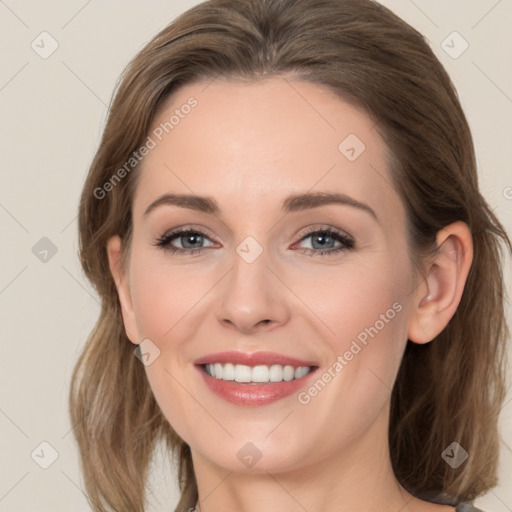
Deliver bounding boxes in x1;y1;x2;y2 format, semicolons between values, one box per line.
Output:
455;504;484;512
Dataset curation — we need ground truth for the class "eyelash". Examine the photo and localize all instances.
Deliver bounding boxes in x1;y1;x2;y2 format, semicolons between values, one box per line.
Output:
153;226;355;257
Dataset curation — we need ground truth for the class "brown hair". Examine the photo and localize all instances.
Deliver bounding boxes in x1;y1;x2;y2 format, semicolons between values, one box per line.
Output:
70;0;511;510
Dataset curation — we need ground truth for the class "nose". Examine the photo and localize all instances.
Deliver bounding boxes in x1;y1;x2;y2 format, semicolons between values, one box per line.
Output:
215;247;290;335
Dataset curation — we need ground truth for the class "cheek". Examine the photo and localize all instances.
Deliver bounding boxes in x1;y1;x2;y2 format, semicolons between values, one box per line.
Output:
130;243;411;373
122;254;413;461
293;254;409;347
300;253;411;396
289;262;410;445
129;249;214;342
127;250;226;434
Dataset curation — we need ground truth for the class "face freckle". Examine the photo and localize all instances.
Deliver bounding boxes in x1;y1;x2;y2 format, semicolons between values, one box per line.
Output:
120;75;418;474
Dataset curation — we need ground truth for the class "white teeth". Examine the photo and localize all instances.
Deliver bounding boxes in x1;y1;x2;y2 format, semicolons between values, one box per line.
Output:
269;364;284;382
234;364;252;383
251;365;270;382
204;363;313;383
284;365;295;380
222;363;235;380
295;366;310;379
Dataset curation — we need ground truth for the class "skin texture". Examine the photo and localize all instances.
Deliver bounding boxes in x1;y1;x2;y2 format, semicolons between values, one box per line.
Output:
107;76;473;512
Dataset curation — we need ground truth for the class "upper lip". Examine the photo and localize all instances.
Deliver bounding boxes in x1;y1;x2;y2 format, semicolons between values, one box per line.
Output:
194;351;318;368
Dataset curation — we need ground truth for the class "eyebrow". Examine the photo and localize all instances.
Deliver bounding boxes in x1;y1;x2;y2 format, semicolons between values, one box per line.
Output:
143;191;378;222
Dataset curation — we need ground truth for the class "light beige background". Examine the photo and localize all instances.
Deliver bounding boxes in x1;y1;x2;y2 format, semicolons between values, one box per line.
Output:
0;1;511;510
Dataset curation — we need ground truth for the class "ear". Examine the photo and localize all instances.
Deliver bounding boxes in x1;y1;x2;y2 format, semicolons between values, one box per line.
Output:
106;235;139;345
407;221;473;344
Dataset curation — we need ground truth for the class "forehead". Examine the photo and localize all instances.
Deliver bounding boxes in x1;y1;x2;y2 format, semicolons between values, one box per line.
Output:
132;76;401;223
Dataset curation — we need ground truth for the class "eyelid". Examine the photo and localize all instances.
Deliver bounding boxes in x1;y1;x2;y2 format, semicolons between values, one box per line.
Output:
153;224;355;255
296;225;354;244
153;225;218;249
157;224;218;242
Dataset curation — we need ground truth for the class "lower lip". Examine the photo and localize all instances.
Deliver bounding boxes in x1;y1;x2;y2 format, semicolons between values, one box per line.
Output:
195;364;318;407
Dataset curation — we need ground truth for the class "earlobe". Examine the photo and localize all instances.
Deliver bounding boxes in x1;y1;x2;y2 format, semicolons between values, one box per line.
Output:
106;235;139;345
407;221;473;344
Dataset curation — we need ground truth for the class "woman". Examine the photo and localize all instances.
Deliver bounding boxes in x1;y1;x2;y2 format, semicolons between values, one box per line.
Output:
69;0;511;511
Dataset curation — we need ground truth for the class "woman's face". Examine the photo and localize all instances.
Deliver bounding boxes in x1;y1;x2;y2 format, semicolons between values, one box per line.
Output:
110;76;423;473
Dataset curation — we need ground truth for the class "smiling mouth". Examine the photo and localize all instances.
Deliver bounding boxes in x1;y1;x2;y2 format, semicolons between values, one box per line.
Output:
200;363;317;384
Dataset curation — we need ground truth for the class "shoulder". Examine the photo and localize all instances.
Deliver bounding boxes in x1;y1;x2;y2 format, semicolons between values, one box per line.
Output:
455;504;485;512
